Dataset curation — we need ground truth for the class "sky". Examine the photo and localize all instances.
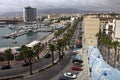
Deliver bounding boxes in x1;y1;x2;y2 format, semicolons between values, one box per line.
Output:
0;0;120;14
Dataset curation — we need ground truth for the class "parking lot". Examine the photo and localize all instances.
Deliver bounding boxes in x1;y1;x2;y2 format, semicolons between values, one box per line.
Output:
50;48;89;80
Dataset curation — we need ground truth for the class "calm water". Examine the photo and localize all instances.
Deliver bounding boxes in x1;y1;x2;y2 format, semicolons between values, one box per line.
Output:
0;25;51;48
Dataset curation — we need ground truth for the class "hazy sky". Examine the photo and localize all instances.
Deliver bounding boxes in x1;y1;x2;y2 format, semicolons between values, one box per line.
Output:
0;0;120;13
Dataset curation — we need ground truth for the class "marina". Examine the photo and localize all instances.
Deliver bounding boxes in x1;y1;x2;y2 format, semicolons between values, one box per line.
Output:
0;24;53;48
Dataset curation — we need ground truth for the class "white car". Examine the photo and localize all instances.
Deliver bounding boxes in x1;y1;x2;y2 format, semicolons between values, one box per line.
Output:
63;72;77;79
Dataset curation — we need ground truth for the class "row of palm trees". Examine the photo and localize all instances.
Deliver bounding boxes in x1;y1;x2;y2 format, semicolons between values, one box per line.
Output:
2;18;80;75
96;32;120;68
49;19;78;65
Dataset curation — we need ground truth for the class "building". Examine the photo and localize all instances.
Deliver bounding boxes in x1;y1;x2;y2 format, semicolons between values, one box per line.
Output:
114;20;120;42
83;15;100;46
23;6;37;22
47;14;60;20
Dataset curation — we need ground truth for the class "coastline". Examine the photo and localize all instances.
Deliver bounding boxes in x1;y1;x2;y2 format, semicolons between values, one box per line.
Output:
0;32;54;53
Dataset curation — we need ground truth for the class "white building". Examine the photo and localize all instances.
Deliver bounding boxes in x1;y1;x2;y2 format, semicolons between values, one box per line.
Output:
114;20;120;42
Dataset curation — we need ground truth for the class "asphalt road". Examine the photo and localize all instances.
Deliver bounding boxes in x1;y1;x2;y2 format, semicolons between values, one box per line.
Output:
23;21;81;80
0;21;81;80
24;50;73;80
0;52;59;79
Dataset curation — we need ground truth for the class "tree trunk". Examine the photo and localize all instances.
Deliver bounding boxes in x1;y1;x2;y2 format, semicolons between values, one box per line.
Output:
29;58;33;75
58;49;61;61
36;55;39;60
104;45;107;61
114;49;117;68
62;47;64;56
8;60;10;66
108;48;110;64
118;54;120;69
51;51;54;65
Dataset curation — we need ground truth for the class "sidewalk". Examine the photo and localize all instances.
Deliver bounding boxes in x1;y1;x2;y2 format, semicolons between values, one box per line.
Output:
75;48;92;80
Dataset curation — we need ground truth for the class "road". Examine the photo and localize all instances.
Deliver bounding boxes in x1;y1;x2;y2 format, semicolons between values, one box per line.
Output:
24;50;73;80
23;21;80;80
0;32;55;79
0;21;82;80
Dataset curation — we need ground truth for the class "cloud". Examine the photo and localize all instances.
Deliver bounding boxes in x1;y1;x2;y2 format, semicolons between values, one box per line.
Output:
0;0;120;13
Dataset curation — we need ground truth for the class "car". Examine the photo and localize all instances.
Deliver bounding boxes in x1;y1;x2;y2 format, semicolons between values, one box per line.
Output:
1;65;11;70
74;62;83;67
43;53;51;58
63;72;77;79
22;62;29;67
58;76;70;80
71;66;83;71
72;50;77;55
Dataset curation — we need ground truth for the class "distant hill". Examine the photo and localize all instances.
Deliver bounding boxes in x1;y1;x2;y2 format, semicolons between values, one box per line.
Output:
0;8;108;17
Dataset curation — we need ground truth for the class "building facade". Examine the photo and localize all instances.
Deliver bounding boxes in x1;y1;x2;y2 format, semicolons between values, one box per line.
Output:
23;6;37;22
83;15;100;46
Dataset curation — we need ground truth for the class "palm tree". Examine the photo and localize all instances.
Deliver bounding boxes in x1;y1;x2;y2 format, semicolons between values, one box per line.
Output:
4;48;13;66
99;35;106;58
101;35;111;61
63;36;69;50
33;42;41;60
106;39;113;64
49;44;55;65
96;32;103;51
20;45;35;75
56;39;63;61
20;45;28;62
117;47;120;69
113;41;120;67
61;39;66;56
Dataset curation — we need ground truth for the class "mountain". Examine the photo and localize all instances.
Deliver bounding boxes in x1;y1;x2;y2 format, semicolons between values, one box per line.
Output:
0;8;108;17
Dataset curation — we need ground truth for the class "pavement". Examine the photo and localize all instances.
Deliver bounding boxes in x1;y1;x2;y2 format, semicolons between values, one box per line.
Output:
50;48;92;80
75;48;92;80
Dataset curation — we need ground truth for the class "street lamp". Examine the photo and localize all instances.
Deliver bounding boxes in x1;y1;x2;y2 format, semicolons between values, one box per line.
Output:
98;71;107;80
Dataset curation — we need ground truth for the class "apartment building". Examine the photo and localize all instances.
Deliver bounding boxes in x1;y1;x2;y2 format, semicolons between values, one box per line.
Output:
114;20;120;42
100;16;120;42
83;15;100;46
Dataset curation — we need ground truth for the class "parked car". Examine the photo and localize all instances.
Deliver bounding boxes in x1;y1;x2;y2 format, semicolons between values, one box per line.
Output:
74;62;83;67
58;76;70;80
63;72;77;79
72;55;83;64
72;50;77;55
1;65;11;70
43;53;51;58
22;62;29;67
71;66;83;71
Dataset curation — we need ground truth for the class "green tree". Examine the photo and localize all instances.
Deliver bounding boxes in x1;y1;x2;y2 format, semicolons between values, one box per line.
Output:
4;48;13;66
106;39;113;64
49;44;55;65
56;39;63;61
20;45;35;75
117;46;120;69
33;42;41;60
113;41;120;67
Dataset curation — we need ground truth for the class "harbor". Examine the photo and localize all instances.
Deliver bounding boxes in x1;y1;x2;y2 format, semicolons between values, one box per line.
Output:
0;24;53;48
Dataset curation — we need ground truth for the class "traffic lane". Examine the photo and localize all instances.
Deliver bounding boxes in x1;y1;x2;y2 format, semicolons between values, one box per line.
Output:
0;58;50;77
24;50;73;80
0;52;59;78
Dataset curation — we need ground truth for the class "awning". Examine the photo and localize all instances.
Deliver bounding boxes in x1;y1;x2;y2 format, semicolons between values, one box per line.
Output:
87;46;120;80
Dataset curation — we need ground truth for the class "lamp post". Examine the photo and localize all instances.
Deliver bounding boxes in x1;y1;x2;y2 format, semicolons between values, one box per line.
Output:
98;71;107;80
90;55;100;76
